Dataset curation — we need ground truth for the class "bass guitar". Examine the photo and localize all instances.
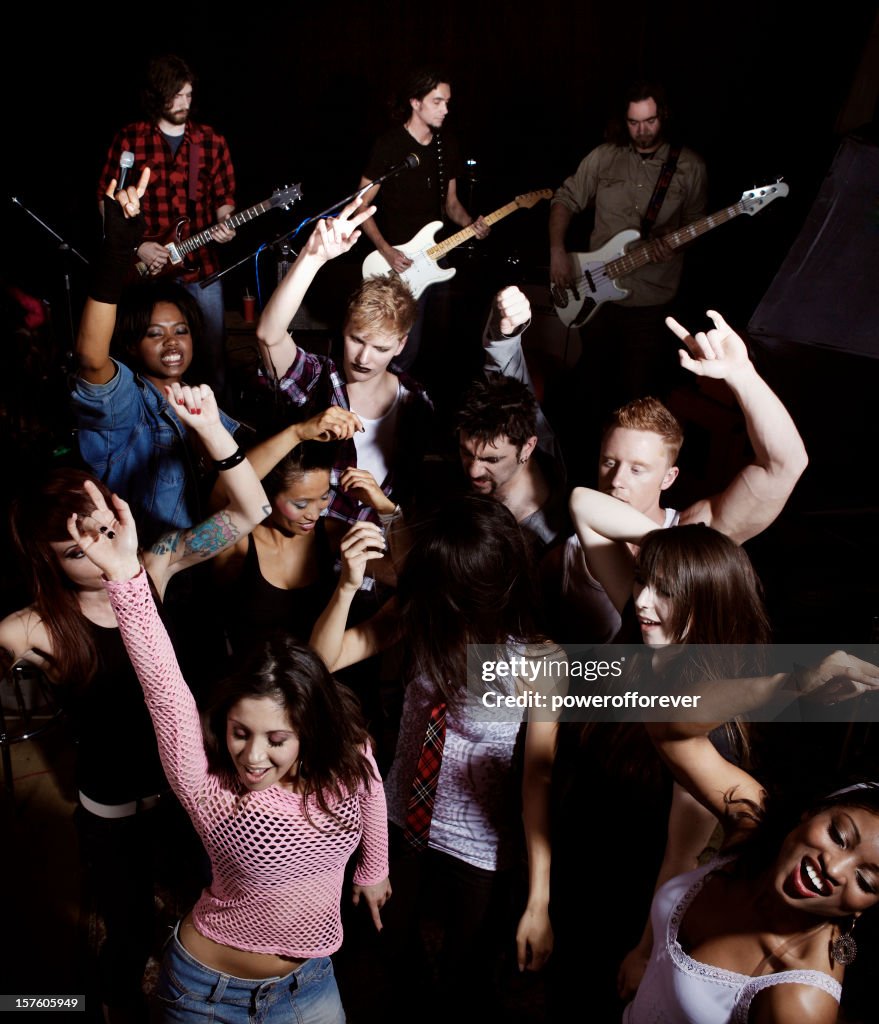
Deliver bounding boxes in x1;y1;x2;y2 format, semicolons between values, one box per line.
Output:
361;189;552;299
551;181;789;327
135;184;302;279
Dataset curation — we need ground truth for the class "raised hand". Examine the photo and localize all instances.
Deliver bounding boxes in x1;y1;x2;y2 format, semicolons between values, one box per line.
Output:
303;199;377;264
297;407;364;443
338;522;386;590
665;310;751;381
105;166;151;218
494;285;531;336
339;468;395;515
794;651;879;705
66;481;141;582
164;383;221;430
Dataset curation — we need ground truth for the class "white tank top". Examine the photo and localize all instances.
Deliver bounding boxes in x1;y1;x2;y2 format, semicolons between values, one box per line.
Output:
624;861;842;1023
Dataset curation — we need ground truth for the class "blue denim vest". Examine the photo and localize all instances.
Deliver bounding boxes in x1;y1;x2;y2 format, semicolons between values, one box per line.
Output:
72;360;239;544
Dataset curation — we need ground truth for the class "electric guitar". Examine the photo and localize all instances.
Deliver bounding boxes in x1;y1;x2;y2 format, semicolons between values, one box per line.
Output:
551;181;789;327
361;189;552;298
135;184;302;279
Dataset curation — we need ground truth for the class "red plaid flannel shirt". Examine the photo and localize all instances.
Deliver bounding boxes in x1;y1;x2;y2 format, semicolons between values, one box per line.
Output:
98;120;236;278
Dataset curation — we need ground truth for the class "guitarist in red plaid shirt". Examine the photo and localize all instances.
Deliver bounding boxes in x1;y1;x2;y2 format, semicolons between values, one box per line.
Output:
98;54;237;399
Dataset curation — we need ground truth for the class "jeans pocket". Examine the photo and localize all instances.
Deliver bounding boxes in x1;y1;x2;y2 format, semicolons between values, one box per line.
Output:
155;955;216;1022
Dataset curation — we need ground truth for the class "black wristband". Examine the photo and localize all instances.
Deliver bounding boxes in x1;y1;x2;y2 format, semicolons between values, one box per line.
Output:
89;199;147;304
213;448;247;471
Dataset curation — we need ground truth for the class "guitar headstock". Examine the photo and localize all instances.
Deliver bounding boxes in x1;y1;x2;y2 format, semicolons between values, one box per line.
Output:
514;189;553;208
740;181;789;215
269;184;303;210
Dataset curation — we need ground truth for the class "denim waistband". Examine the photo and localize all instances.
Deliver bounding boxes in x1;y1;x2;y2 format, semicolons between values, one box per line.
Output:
168;922;312;991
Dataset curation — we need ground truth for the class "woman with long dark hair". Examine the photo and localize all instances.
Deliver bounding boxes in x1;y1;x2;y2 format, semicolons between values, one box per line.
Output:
0;386;268;1020
64;488;389;1024
546;490;774;1020
310;494;557;1021
633;693;879;1022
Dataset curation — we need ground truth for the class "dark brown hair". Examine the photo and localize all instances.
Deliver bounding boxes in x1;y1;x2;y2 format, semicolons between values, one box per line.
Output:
9;469;113;690
203;636;377;819
457;372;539;453
141;54;196;123
395;495;541;702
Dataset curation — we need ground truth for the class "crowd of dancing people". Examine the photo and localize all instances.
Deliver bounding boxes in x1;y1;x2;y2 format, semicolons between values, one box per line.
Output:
3;103;879;1024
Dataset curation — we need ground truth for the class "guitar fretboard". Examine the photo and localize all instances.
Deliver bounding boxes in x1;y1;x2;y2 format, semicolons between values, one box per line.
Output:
422;190;551;261
176;200;278;257
604;201;747;278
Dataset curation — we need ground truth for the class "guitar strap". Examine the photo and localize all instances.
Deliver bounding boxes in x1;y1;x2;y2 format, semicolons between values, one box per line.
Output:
641;144;681;236
187;140;202;218
435;132;447;222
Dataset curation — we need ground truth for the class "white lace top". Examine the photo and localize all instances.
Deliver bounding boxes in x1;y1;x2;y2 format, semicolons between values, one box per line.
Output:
624;861;842;1024
384;659;523;872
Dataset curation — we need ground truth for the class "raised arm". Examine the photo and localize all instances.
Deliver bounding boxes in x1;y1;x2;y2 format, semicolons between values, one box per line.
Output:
568;487;659;613
142;384;270;594
210;407;363;513
482;285;533;382
257;200;375;379
669;311;808;543
68;490;210;806
77;169;150;384
309;522;395;671
647;652;879;827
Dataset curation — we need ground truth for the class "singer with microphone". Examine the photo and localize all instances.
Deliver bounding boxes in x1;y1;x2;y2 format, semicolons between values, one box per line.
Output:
97;54;236;400
355;68;489;371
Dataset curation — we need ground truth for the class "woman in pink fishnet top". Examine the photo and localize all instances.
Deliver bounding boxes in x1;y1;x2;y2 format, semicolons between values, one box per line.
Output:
68;489;390;1024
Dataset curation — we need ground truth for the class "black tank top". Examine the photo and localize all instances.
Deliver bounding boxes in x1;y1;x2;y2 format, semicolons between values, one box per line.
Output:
223;525;335;661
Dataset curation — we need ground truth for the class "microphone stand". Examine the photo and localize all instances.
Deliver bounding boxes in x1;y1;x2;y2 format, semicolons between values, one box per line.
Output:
10;195;90;361
200;157;419;290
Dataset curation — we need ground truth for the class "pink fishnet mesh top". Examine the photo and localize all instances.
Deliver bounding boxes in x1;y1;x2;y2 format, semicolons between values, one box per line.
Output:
106;570;389;958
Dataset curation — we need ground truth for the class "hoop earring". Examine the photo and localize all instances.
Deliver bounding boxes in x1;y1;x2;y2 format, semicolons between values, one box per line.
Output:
831;917;858;966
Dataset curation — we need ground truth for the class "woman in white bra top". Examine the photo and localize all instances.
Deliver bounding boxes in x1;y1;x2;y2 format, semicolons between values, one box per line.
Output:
628;658;879;1024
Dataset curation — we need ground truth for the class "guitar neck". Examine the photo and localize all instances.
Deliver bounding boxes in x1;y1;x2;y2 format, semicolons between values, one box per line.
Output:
176;198;276;257
605;200;748;278
425;200;522;260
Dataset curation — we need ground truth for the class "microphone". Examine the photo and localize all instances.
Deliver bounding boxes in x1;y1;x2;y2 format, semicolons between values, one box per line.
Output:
117;151;135;191
367;153;421;189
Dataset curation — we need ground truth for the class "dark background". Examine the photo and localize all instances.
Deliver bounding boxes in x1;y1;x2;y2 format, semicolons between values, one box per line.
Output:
3;0;874;312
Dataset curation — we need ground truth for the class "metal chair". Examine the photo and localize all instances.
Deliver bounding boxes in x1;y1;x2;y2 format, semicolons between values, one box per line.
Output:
0;661;65;799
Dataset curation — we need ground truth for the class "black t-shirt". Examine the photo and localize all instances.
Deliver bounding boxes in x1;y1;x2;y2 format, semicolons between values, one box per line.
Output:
363;125;464;245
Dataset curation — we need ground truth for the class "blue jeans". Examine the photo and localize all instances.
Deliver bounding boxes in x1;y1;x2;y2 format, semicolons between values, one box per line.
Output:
156;927;345;1024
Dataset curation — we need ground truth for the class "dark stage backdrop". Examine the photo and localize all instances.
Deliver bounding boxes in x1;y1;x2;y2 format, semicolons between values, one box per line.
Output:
2;0;874;330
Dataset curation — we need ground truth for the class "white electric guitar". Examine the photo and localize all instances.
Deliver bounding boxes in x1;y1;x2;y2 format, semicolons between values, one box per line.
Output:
551;181;789;327
362;189;552;298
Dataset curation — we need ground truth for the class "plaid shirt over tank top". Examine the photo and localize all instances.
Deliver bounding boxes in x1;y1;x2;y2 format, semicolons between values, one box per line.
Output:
98;120;236;278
